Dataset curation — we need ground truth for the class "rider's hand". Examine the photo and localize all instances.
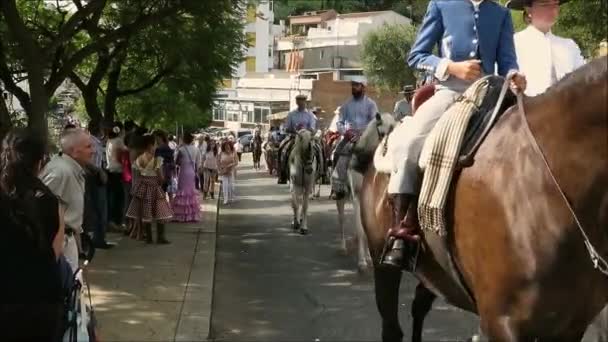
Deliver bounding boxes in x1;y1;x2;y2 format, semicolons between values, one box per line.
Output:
447;60;482;81
510;72;527;94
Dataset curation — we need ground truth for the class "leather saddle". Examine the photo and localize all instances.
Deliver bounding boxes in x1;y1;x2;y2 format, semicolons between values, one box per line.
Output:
412;76;515;168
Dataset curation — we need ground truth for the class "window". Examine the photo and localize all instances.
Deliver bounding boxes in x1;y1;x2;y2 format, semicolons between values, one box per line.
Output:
246;57;256;72
246;32;256;47
246;3;256;23
213;107;225;121
319;49;324;60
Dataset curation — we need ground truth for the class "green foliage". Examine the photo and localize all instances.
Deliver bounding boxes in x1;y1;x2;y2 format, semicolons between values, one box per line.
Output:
361;23;417;92
553;0;607;57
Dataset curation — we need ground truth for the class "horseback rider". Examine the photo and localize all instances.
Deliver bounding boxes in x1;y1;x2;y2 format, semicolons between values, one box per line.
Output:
508;0;585;96
277;94;317;184
393;85;415;121
330;79;378;199
381;0;527;270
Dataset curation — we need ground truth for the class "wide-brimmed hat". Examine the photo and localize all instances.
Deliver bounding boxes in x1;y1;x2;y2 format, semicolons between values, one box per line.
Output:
506;0;570;10
312;106;324;113
399;85;415;94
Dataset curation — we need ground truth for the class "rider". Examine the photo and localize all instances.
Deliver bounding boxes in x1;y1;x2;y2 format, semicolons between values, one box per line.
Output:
393;85;415;121
330;79;378;199
508;0;585;96
380;0;527;270
277;94;317;184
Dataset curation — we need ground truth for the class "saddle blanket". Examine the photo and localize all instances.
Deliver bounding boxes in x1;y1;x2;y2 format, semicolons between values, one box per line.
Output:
373;77;496;235
418;78;494;235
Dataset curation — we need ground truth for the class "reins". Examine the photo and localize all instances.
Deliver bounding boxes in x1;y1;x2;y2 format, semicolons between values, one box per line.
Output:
516;92;608;276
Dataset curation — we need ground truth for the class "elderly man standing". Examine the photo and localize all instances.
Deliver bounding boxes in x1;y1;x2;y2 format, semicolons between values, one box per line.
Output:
40;128;94;272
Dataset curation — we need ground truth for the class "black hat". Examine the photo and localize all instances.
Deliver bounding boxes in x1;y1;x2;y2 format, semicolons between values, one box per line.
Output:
506;0;570;10
399;85;415;94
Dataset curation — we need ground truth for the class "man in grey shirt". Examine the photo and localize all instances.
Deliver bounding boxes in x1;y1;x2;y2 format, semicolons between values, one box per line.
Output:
277;94;316;184
331;80;378;199
40;128;94;272
393;85;415;121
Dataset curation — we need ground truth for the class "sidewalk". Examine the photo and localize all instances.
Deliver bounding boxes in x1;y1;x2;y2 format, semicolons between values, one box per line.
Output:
88;192;218;342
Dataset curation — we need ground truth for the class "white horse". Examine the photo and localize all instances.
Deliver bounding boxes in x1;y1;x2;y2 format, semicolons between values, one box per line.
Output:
289;129;318;235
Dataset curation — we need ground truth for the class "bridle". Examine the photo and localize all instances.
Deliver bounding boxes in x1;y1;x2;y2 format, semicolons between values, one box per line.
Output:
516;90;608;276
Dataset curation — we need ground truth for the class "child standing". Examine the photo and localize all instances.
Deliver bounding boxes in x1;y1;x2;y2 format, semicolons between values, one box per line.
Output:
126;134;173;244
218;140;237;205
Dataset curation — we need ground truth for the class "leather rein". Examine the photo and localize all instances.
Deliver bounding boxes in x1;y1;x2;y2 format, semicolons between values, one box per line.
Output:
516;89;608;277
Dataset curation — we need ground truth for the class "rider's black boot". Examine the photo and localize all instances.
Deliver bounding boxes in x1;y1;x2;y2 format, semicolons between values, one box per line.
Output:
380;194;420;272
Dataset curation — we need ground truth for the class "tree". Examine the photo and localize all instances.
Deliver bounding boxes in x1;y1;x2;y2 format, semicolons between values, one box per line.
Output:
67;0;244;127
0;0;219;137
361;23;417;92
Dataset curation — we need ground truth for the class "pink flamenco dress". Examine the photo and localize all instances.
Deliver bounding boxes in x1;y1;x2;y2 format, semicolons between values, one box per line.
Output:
172;145;201;222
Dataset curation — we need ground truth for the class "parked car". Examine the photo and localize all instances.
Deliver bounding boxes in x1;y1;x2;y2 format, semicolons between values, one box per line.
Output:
238;134;253;152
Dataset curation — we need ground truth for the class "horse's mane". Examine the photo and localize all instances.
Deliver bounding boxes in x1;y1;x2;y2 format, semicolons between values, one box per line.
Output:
541;56;607;99
351;113;396;173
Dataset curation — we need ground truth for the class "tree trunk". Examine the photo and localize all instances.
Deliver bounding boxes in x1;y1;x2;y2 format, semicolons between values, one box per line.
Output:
104;55;124;123
26;80;49;138
0;92;12;136
83;88;103;126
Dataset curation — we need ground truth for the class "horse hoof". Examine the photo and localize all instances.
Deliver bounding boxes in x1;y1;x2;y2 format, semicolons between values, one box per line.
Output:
299;227;309;235
357;262;370;274
292;221;299;230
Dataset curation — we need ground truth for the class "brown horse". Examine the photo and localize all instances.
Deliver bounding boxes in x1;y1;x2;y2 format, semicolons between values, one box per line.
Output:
355;57;608;341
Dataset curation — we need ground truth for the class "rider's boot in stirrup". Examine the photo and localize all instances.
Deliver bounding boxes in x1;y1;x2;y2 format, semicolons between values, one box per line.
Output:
380;194;421;271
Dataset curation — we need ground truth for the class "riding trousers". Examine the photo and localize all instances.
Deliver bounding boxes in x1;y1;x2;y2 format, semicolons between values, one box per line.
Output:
387;78;472;195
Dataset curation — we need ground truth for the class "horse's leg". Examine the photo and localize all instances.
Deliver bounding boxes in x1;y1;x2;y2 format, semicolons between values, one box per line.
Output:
374;267;404;342
291;189;299;230
350;174;371;271
337;198;347;255
300;187;309;234
480;315;520;342
411;282;436;342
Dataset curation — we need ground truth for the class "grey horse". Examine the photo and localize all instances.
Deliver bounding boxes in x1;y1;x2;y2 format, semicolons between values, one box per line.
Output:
289;129;318;235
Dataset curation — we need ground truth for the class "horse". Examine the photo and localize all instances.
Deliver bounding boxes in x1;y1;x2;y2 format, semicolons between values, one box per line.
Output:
252;133;263;170
354;57;608;341
289;129;318;235
264;139;278;175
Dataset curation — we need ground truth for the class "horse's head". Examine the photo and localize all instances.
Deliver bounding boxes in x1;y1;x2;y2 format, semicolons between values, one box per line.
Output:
293;129;315;173
350;112;397;173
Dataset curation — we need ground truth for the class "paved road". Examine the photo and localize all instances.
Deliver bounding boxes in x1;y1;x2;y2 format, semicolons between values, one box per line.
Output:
210;154;480;342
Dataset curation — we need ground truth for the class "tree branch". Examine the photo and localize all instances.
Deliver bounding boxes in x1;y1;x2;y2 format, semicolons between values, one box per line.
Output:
0;43;31;113
117;64;175;97
46;5;179;93
43;0;107;57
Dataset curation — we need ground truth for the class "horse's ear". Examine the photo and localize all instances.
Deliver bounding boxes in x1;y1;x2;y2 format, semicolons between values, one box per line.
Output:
375;112;381;122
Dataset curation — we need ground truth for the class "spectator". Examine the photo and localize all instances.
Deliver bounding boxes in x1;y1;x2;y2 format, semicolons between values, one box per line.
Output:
106;123;127;232
235;138;243;162
85;121;114;249
172;132;201;222
0;129;66;341
197;135;208;191
168;135;178;150
126;134;173;244
218;140;237;204
154;130;176;195
40;128;93;272
201;139;218;200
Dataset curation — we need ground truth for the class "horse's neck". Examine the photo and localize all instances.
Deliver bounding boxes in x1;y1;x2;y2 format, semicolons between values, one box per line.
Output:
523;83;607;228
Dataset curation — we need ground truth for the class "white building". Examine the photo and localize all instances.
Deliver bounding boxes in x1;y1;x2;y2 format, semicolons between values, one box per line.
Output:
276;10;412;80
234;0;283;77
213;71;313;129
